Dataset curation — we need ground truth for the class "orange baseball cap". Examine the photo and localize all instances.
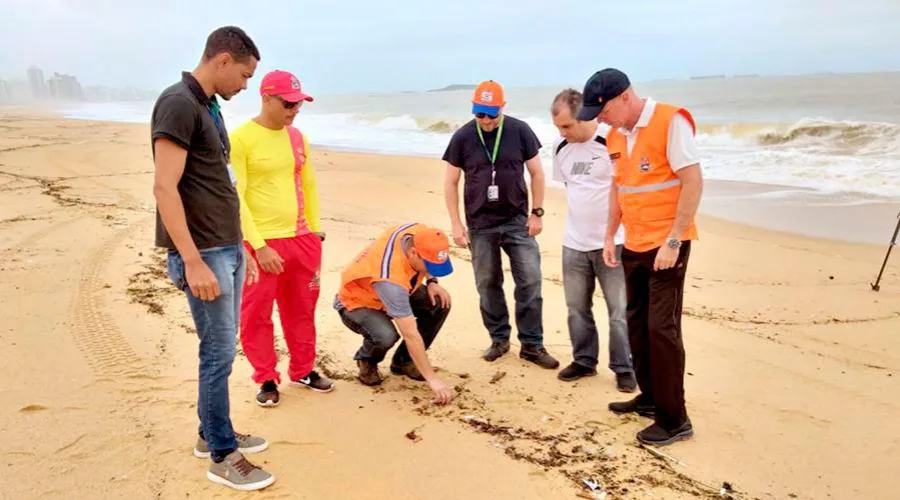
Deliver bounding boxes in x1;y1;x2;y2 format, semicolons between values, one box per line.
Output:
472;80;504;115
414;227;453;277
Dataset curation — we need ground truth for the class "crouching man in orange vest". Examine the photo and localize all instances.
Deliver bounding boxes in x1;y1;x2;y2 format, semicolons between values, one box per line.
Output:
577;68;703;446
334;223;455;405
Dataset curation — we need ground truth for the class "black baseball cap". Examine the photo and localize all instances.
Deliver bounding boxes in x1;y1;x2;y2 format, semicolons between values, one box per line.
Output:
576;68;631;121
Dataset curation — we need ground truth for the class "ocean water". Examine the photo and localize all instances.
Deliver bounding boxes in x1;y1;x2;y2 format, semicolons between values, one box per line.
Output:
57;72;900;200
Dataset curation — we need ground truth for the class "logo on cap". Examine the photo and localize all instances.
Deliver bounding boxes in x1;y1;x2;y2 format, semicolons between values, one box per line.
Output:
479;91;494;103
436;250;448;263
291;77;300;90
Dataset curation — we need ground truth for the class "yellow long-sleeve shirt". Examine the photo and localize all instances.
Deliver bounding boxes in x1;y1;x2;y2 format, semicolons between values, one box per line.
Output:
230;120;321;250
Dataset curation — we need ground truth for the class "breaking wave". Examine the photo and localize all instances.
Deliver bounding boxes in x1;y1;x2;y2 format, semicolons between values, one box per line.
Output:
699;118;900;156
305;114;900;158
58;101;900;197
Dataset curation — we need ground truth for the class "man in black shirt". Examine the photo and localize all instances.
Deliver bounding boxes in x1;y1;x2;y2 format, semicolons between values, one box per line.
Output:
152;26;273;491
443;80;559;369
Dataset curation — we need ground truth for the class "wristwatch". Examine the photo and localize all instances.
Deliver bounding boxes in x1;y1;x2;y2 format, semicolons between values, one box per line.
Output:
666;237;682;249
426;277;439;286
531;207;545;217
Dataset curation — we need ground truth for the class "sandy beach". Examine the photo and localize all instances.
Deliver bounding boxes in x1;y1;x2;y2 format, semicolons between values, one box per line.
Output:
1;110;899;500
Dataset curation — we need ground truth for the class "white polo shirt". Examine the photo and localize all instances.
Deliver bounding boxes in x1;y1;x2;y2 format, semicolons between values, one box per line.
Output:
552;123;626;252
620;97;701;171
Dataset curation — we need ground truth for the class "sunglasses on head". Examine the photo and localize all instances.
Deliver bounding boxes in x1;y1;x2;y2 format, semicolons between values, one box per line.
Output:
475;112;498;119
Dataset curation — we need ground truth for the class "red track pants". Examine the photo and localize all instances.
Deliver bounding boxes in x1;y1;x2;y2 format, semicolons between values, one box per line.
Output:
241;233;322;384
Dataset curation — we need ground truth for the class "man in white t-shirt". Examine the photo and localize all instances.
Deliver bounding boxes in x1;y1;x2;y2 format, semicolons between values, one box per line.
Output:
550;89;636;392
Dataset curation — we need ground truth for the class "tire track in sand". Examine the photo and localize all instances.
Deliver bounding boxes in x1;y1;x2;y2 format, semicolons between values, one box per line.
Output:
68;214;173;499
69;215;155;377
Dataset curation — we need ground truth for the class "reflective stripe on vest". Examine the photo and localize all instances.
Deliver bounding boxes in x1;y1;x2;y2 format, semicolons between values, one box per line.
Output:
617;178;682;194
381;223;418;279
607;102;699;252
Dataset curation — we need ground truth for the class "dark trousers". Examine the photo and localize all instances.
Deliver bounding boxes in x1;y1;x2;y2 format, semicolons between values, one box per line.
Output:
468;218;543;347
339;286;450;366
621;241;691;431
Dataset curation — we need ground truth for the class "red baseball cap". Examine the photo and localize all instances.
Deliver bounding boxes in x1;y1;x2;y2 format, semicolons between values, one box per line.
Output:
259;70;314;103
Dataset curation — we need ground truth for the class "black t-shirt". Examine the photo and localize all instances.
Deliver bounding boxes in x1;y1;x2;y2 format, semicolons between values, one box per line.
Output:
442;115;542;231
151;72;242;250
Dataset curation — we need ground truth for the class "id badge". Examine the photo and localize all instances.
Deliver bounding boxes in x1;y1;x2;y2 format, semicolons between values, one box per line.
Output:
226;162;237;186
487;184;499;202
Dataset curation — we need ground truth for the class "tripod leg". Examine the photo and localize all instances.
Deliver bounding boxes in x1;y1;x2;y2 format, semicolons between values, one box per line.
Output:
872;214;900;291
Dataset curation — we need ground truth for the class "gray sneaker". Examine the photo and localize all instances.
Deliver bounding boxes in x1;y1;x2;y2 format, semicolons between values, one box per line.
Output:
193;432;269;459
207;451;275;491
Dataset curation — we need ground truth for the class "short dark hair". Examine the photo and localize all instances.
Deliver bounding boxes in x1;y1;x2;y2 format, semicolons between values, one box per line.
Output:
551;88;582;117
202;26;260;63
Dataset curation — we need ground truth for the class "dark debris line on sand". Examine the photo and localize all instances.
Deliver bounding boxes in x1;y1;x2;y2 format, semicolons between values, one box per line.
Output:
125;249;176;315
375;370;745;499
302;351;753;499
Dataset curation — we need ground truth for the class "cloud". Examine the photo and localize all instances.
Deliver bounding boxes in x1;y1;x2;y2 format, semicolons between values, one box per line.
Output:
0;0;897;94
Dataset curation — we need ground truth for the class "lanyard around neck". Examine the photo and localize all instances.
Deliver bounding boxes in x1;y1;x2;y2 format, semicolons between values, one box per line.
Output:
207;99;229;162
475;116;504;166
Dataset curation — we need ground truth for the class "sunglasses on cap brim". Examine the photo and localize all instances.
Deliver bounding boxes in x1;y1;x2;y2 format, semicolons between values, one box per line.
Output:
475;112;498;119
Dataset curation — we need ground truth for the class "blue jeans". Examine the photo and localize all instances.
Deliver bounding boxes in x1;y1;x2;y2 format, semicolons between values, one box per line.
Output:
562;245;632;374
468;217;543;347
166;243;245;461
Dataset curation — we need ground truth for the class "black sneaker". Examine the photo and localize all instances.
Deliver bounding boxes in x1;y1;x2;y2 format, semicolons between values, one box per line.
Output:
390;362;425;381
290;370;335;393
636;420;693;446
557;362;597;382
520;345;560;369
356;360;383;386
256;380;279;407
608;395;656;417
616;372;637;393
483;341;510;362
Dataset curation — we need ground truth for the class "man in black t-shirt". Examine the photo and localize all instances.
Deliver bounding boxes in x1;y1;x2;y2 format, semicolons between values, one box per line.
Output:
151;26;274;491
443;80;559;369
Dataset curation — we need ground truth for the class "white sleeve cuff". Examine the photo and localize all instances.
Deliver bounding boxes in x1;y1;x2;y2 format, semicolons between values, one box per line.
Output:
667;113;702;171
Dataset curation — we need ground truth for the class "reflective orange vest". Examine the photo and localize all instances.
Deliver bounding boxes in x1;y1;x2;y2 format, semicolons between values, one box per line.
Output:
338;223;427;312
607;102;699;253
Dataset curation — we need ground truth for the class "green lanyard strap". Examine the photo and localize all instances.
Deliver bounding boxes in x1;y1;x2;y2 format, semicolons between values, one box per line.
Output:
475;116;504;166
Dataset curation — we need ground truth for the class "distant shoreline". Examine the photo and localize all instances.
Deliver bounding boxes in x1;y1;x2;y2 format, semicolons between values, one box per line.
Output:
428;84;477;92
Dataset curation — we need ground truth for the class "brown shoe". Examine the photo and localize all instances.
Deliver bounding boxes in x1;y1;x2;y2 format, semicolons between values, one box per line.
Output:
390;361;425;381
357;360;383;386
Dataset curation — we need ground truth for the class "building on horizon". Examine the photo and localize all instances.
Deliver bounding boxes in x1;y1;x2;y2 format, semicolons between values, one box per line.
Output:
28;66;47;99
48;72;83;101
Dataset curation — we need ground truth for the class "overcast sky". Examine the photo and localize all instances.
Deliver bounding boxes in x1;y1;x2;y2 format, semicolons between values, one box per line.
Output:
1;0;898;95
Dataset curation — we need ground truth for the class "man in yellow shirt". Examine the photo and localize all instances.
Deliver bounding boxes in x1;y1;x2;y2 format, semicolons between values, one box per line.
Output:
230;69;332;407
